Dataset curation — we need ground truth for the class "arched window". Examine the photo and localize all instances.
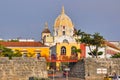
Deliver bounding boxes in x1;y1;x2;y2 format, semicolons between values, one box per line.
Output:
43;35;46;39
61;46;66;55
63;31;65;35
71;46;77;55
63;26;65;29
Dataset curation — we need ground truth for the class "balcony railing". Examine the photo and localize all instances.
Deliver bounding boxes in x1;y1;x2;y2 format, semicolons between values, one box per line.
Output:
47;55;78;62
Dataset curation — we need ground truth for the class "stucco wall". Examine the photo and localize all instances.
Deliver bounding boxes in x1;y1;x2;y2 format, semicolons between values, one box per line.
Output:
86;46;105;58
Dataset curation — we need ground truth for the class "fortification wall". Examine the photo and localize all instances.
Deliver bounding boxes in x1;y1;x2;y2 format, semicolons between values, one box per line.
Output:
69;58;120;80
0;57;47;80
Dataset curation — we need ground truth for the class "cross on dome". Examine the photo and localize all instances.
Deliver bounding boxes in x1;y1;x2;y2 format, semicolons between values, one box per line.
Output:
61;6;65;14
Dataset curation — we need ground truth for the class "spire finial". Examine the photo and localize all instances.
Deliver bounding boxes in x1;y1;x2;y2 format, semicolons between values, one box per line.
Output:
45;22;48;29
61;6;65;14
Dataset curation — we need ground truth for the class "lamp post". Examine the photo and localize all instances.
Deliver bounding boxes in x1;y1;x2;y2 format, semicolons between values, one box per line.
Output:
64;67;70;80
66;71;68;80
52;69;55;80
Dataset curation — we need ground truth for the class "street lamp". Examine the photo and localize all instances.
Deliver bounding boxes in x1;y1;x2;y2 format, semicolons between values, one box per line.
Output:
64;67;70;80
52;69;55;80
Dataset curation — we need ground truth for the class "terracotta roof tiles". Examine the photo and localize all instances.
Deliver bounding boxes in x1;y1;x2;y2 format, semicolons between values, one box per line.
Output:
42;28;51;33
0;42;48;47
105;41;120;50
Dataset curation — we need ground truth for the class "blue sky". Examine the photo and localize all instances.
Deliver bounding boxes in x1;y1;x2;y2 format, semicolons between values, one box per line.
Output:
0;0;120;41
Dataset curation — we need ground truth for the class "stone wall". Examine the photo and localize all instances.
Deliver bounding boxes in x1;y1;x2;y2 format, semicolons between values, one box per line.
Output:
69;58;120;80
0;57;47;80
69;60;85;79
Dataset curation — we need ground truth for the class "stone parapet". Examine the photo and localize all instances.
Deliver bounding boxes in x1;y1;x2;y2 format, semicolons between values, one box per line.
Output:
69;58;120;80
0;57;47;80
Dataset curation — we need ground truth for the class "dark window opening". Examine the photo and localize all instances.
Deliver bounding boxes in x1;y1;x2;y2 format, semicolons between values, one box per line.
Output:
61;46;66;55
63;31;65;35
63;26;65;29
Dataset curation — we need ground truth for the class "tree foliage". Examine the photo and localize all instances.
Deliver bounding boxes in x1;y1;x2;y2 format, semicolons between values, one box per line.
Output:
73;49;81;53
111;53;120;58
75;29;105;58
8;39;19;42
88;49;103;56
0;45;22;59
13;50;22;57
71;46;81;53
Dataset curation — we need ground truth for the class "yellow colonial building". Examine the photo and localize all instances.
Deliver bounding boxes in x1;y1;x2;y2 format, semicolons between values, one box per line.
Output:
0;41;50;58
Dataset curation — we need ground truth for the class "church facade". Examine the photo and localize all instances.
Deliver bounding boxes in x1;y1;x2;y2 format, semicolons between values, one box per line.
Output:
41;6;84;69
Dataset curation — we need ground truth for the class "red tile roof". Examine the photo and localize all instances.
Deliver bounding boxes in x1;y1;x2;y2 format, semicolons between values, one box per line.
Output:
0;42;48;47
105;41;120;50
42;28;51;33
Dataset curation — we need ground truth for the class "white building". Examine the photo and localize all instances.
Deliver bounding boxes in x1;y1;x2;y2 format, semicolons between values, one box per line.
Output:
85;41;120;58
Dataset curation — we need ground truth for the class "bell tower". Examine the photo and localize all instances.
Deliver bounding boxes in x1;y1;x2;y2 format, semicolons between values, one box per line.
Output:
41;22;51;43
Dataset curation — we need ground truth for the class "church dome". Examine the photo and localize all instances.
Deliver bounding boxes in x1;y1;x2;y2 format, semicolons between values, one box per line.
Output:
54;6;74;28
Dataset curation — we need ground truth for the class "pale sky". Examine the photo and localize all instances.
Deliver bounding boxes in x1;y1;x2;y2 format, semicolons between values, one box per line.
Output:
0;0;120;41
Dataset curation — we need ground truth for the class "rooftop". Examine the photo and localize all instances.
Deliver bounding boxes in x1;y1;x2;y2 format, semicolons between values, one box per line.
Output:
0;42;48;47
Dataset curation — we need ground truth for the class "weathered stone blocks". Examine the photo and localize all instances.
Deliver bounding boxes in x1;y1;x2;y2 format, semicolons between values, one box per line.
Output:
0;57;47;80
69;58;120;80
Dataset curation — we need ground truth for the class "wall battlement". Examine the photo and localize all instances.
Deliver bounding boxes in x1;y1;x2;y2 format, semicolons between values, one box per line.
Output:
0;57;47;80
